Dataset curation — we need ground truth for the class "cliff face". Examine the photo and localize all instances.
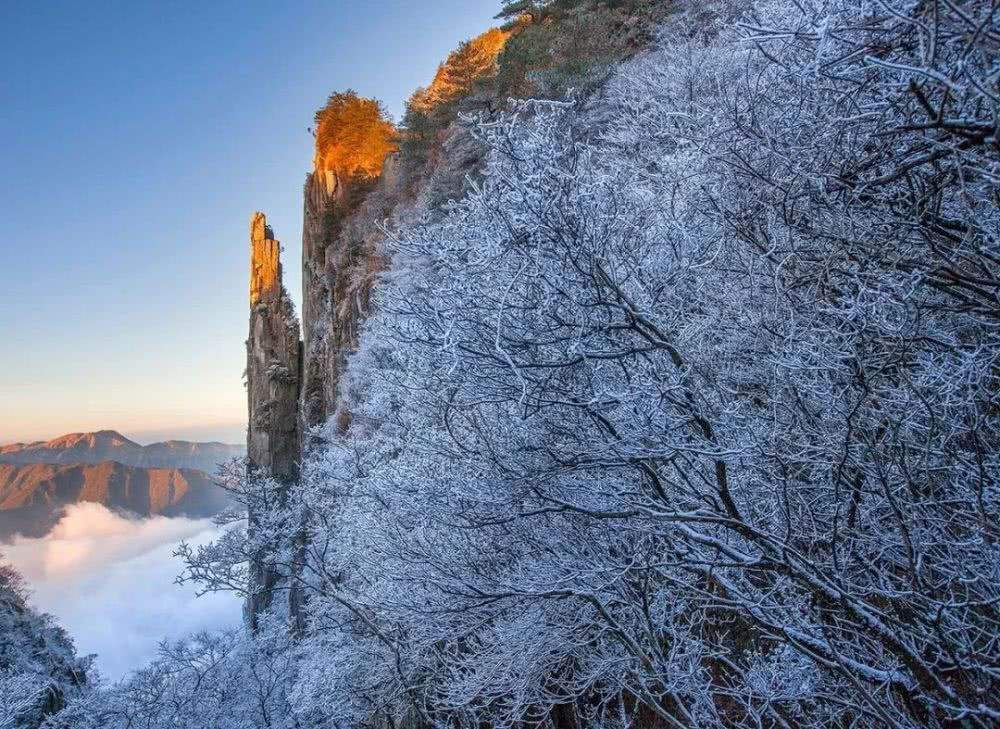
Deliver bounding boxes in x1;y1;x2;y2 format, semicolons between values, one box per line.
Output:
242;7;663;631
246;131;397;628
299;102;398;435
299;167;384;434
299;170;341;432
246;213;301;482
245;212;302;627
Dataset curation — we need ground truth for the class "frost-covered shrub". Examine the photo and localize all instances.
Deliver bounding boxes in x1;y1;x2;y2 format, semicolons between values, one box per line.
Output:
276;1;1000;726
0;564;90;729
43;622;303;729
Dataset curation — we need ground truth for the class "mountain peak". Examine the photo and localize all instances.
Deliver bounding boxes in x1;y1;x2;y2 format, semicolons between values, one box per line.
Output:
44;430;140;450
0;431;244;471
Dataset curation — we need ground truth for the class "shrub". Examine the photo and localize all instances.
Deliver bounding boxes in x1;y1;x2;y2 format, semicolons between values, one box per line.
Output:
312;91;396;177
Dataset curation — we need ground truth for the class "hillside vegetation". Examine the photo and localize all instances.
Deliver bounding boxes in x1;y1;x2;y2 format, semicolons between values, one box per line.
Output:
312;91;397;178
23;0;1000;727
0;565;90;728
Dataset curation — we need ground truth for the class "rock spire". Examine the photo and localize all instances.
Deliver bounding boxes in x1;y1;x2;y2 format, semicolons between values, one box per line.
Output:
245;212;302;628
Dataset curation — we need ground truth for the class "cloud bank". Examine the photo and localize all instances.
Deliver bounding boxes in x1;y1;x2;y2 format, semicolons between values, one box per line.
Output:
2;503;241;680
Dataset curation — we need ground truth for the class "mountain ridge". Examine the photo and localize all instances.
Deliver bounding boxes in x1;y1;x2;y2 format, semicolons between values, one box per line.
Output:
0;430;244;472
0;460;233;540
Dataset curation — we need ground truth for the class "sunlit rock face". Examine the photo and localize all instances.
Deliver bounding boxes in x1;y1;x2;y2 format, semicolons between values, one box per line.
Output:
295;57;510;438
246;212;301;627
249;212;282;307
0;461;231;540
299;95;396;435
246;212;301;483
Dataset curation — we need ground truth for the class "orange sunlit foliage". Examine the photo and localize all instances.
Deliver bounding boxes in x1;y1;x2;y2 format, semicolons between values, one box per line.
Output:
313;91;397;177
408;28;510;115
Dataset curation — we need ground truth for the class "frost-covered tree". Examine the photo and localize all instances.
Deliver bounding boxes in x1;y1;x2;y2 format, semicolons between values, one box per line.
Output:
123;1;1000;727
275;1;999;725
0;563;90;729
43;622;303;729
496;0;552;23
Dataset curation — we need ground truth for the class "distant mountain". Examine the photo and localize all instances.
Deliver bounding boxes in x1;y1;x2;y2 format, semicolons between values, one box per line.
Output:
0;461;233;540
0;430;244;473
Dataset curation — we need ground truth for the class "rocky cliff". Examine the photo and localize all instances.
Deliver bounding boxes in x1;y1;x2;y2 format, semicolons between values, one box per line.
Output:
245;213;301;626
299;155;390;434
298;168;341;432
242;2;669;631
298;92;400;436
246;213;301;483
246;99;401;625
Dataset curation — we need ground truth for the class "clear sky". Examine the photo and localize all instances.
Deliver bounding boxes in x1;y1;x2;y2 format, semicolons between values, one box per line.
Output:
0;0;500;445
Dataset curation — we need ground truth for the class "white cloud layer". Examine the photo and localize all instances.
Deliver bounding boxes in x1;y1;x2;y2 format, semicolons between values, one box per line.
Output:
2;503;241;680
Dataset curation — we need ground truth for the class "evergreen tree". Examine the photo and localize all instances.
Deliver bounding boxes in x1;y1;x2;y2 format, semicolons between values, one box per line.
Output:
312;91;396;177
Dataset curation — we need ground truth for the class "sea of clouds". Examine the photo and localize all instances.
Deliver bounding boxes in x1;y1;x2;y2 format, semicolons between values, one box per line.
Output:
2;503;241;680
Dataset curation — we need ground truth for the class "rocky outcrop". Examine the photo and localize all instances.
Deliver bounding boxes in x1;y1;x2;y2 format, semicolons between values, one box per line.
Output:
246;212;301;627
299;170;342;431
245;86;481;628
300;157;405;436
246;213;301;483
0;430;243;473
0;461;231;540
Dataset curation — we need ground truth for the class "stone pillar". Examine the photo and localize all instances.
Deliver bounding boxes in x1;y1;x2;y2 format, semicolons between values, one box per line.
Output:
246;212;301;629
299;170;342;433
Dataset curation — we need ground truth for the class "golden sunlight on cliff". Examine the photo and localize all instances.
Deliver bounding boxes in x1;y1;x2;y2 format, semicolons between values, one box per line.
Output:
312;91;397;177
249;212;281;306
408;27;510;115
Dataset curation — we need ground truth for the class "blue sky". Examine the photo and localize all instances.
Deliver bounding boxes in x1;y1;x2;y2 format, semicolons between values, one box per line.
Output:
0;0;500;444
